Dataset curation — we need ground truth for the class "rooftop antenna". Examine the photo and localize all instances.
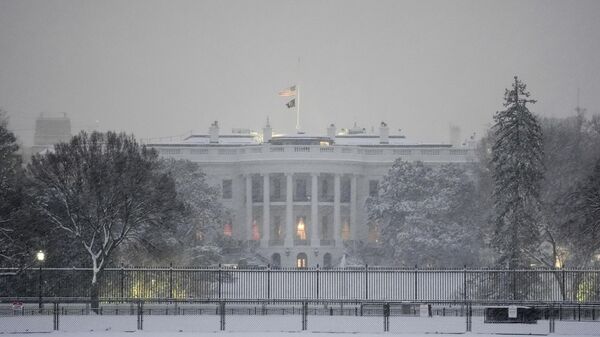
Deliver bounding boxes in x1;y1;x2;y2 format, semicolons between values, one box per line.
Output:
575;88;586;115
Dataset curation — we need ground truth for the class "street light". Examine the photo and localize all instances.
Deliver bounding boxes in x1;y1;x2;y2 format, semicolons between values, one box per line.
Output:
36;250;45;311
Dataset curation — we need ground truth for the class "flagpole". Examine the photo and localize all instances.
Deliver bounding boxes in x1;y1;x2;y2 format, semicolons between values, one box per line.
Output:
296;85;301;131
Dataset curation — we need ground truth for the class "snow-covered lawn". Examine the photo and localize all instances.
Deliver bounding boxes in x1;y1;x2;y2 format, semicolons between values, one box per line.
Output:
1;314;599;336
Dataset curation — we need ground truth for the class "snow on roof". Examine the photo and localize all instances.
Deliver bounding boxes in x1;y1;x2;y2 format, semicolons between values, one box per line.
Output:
334;135;419;146
182;134;259;145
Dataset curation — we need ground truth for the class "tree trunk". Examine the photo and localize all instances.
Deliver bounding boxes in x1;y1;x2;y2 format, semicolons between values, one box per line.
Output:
90;280;100;313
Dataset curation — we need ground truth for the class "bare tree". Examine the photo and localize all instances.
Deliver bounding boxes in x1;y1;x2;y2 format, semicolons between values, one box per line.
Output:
28;131;180;308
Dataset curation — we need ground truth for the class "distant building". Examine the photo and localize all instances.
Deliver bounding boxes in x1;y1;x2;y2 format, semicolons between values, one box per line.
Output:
149;120;475;268
32;114;71;153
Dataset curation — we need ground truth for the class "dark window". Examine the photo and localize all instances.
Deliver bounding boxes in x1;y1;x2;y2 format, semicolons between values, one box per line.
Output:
272;177;282;200
295;179;307;201
323;253;332;269
369;180;379;197
321;179;329;198
321;216;329;239
252;176;263;202
271;253;281;268
222;179;232;199
341;178;351;202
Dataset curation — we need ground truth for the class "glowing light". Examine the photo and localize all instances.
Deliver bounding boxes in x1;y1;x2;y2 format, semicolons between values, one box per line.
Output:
555;247;568;268
296;253;307;268
341;221;350;241
252;220;260;240
296;217;306;240
36;251;45;262
223;223;232;237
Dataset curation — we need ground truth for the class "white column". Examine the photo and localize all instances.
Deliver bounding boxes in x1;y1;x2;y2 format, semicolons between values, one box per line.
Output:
350;174;357;241
285;172;294;247
334;173;341;247
262;173;270;248
245;174;253;242
311;173;319;247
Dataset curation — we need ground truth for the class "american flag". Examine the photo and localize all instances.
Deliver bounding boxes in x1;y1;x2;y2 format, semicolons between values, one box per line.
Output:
278;85;296;97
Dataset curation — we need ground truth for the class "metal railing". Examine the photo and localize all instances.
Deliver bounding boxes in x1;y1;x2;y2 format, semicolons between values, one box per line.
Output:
1;267;599;303
1;298;599;334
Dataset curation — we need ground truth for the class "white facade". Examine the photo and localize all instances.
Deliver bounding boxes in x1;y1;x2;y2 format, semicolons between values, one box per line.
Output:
149;121;476;268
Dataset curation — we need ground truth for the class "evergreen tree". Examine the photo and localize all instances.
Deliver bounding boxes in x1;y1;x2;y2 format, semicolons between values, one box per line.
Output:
366;160;483;267
491;76;544;269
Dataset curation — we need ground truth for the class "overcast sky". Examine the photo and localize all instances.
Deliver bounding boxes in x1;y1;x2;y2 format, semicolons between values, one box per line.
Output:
1;0;600;146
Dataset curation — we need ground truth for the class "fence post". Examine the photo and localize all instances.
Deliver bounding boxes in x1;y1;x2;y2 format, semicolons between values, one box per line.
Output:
267;264;271;300
365;264;369;300
120;264;125;299
465;302;472;332
383;303;390;332
137;300;144;330
511;269;517;301
218;264;222;299
562;268;566;302
169;262;173;299
219;301;226;331
549;304;555;334
414;265;418;301
302;301;308;330
463;265;467;302
316;264;319;300
53;302;59;331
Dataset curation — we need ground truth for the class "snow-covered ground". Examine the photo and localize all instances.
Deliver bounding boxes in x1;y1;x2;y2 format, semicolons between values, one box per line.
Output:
1;314;599;336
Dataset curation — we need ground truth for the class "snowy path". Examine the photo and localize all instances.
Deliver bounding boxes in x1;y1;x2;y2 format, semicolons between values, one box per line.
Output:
1;315;599;336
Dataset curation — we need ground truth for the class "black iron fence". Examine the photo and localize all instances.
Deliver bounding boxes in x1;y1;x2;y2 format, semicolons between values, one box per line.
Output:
1;266;599;303
1;298;599;335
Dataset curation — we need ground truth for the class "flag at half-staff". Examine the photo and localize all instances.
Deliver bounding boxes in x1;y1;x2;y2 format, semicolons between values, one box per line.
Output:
278;84;301;131
278;85;297;97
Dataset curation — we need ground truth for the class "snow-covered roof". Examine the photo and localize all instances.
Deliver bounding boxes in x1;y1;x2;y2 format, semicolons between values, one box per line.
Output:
182;134;259;145
335;135;416;146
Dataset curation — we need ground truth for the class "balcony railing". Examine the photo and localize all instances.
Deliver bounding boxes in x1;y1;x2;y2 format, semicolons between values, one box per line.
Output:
152;144;476;164
294;239;311;246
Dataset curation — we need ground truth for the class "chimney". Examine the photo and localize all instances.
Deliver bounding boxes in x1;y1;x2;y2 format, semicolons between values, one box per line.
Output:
263;117;272;143
209;121;219;144
327;123;336;142
379;121;389;144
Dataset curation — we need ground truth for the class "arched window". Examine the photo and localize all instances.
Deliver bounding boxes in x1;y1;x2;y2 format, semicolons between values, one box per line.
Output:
296;253;308;268
323;253;332;269
271;253;281;268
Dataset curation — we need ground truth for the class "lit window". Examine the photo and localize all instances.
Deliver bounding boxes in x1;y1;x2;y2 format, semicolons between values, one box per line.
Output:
223;223;232;237
341;221;350;241
252;220;260;241
296;253;307;268
296;217;307;240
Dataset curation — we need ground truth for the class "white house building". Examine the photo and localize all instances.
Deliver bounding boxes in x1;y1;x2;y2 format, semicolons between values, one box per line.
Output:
148;121;476;268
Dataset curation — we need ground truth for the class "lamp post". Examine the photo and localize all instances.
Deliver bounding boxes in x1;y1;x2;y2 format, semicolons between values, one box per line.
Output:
36;250;45;311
